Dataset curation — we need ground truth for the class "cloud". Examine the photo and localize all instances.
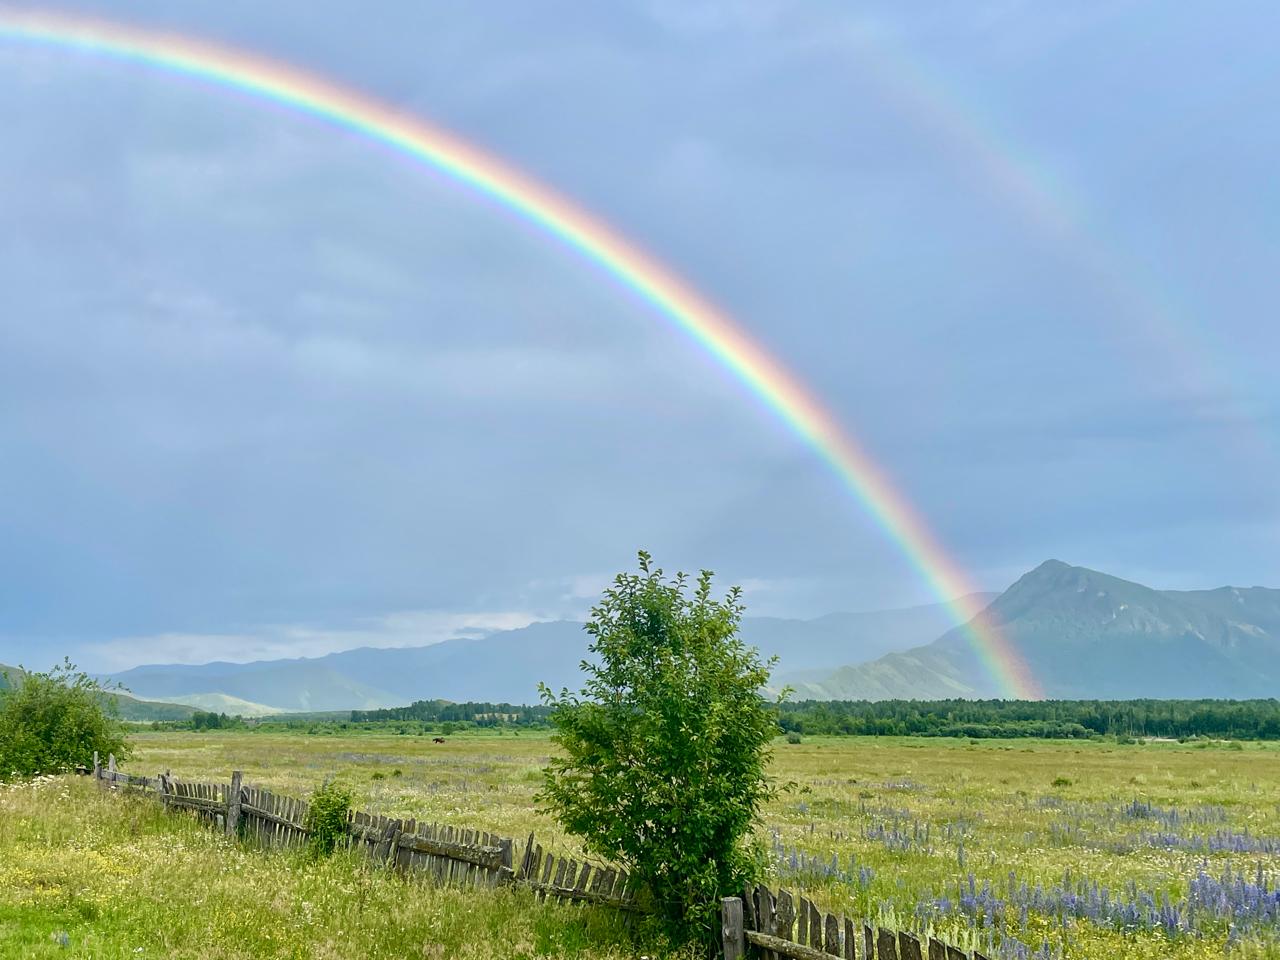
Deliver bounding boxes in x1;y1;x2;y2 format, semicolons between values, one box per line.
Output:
88;609;544;671
2;0;1278;675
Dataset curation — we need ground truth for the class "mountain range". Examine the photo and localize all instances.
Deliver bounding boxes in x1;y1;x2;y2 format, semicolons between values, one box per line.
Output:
93;561;1280;711
800;560;1280;699
108;598;983;712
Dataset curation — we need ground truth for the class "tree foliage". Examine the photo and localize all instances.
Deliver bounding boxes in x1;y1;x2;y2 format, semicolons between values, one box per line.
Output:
0;659;131;780
539;552;779;944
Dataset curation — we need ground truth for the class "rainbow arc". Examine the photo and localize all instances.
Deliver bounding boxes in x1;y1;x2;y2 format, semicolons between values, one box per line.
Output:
0;9;1042;698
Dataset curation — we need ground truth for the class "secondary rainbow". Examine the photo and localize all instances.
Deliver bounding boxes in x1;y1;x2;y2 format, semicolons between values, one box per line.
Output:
0;9;1042;699
854;28;1275;473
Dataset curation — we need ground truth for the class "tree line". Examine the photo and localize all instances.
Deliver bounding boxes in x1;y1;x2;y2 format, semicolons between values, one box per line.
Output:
350;699;553;726
777;697;1280;740
350;697;1280;740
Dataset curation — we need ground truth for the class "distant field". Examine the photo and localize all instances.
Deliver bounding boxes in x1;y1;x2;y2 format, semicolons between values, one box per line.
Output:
5;733;1279;958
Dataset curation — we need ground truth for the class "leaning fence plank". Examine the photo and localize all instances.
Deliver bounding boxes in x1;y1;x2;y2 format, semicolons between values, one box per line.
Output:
864;924;875;960
775;889;795;944
540;852;556;901
877;928;899;960
555;859;572;902
518;832;535;880
574;863;593;900
898;932;923;960
825;913;841;955
844;918;857;960
760;885;777;960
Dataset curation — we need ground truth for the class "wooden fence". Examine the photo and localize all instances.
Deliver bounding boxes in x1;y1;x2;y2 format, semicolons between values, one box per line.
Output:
722;885;986;960
93;752;634;908
93;755;979;959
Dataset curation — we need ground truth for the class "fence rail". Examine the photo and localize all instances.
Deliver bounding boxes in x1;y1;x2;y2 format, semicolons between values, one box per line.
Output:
723;885;983;960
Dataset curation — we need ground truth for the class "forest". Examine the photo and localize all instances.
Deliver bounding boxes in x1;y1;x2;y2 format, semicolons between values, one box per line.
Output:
777;697;1280;739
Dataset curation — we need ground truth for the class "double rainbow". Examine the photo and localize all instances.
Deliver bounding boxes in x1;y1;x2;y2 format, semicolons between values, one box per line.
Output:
0;9;1041;699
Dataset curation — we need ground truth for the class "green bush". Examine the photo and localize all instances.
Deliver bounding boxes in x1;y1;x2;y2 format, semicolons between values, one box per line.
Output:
304;779;354;858
785;731;802;744
0;659;130;780
539;552;779;946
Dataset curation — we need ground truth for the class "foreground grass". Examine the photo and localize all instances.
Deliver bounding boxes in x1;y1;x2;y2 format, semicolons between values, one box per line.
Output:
119;731;1280;959
0;776;688;959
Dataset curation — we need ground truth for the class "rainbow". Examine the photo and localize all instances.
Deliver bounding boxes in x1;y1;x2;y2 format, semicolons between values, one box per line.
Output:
854;27;1273;473
0;9;1042;699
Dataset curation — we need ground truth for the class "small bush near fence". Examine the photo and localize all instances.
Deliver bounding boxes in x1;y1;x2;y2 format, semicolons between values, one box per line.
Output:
304;779;353;858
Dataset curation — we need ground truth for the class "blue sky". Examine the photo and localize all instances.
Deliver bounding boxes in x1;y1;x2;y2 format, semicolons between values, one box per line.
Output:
2;1;1277;670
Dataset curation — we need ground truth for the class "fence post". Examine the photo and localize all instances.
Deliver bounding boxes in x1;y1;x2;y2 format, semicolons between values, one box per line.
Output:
93;751;101;784
107;753;116;787
499;836;514;881
721;897;745;960
226;771;243;837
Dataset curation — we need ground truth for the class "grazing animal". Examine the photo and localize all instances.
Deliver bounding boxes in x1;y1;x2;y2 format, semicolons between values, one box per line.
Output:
432;737;446;744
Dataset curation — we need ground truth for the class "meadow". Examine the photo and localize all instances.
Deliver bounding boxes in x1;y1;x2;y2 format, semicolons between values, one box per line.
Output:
3;731;1279;958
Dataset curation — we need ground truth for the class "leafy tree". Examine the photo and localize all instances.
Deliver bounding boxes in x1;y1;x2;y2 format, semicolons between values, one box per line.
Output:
0;659;130;780
539;552;779;945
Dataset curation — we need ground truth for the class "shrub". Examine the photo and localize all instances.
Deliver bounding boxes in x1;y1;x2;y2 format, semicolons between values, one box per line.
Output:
786;731;803;744
539;552;779;945
1051;776;1073;787
0;659;130;780
304;779;354;858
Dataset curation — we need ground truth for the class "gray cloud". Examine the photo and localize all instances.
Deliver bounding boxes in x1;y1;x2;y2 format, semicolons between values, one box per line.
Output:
1;1;1277;670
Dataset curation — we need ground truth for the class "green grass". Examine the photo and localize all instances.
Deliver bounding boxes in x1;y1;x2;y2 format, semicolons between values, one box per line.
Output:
0;775;688;959
6;732;1280;958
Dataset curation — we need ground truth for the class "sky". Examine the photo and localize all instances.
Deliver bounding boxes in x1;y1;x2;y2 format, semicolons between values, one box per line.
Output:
1;1;1277;672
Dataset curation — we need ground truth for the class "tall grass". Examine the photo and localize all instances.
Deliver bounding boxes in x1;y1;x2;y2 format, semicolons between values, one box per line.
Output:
0;776;691;959
11;732;1280;958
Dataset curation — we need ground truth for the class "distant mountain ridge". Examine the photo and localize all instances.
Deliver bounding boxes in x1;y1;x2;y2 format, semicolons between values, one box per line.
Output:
100;562;1280;709
802;561;1280;700
107;599;981;711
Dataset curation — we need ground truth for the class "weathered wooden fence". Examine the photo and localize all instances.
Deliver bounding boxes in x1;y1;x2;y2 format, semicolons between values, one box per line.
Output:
93;752;635;908
93;754;978;959
722;885;985;960
518;836;640;910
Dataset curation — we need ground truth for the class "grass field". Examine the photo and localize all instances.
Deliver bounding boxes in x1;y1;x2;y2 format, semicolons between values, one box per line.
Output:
4;732;1279;958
